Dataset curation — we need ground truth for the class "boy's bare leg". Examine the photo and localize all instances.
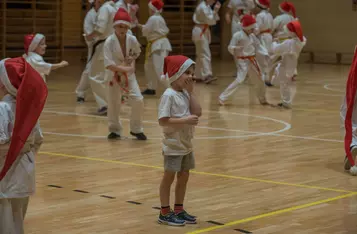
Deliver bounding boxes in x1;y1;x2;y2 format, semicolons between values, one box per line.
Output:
160;171;175;208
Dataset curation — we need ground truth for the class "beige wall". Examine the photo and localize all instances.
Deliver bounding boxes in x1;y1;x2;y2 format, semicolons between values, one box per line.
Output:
221;0;357;63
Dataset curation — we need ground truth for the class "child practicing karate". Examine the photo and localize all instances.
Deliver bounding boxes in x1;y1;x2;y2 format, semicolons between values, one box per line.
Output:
115;0;139;35
104;8;147;140
158;55;202;226
341;46;357;176
137;0;172;95
75;0;100;103
254;0;273;83
23;33;69;82
85;0;117;115
0;57;48;234
192;0;221;84
219;14;269;106
270;20;306;109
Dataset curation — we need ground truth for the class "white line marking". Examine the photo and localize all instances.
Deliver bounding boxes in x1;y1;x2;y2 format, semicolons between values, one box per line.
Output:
323;84;345;93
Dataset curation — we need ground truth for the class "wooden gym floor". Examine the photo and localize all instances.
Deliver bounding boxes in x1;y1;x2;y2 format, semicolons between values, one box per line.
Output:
25;58;357;234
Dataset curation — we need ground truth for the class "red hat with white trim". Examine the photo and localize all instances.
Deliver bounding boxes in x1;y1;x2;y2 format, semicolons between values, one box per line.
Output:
0;57;48;181
161;55;195;84
149;0;164;13
113;8;132;27
279;1;296;18
241;14;257;30
24;33;45;55
255;0;270;9
284;20;304;41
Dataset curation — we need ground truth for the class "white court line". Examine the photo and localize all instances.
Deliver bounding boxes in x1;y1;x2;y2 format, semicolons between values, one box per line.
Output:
42;109;291;140
323;84;345;93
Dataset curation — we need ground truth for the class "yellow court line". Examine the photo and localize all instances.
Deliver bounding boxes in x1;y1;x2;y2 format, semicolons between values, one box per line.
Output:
39;151;353;193
187;192;357;234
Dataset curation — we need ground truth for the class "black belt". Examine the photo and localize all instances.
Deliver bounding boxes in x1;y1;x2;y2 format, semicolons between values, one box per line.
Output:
87;39;106;63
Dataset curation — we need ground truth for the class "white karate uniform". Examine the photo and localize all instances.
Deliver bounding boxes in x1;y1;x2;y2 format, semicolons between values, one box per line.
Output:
115;0;136;35
76;7;97;99
89;1;117;110
0;94;39;234
192;0;220;79
103;33;144;134
219;31;267;103
142;12;172;90
341;96;357;148
24;52;51;82
271;37;306;107
256;9;273;81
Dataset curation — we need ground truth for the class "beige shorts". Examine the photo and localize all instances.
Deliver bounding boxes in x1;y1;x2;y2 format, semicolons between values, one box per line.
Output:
163;152;195;172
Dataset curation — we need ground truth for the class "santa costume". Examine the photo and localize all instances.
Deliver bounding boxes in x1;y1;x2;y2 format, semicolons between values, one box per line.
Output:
0;57;48;233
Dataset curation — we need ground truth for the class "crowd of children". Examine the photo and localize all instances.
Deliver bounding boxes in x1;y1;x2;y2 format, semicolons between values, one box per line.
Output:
7;0;357;232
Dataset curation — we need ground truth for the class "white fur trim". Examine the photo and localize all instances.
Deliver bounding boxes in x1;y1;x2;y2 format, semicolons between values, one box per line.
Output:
28;34;45;53
350;165;357;176
255;0;268;8
283;25;294;38
243;23;257;31
148;1;162;13
0;59;17;96
113;20;132;27
168;59;195;84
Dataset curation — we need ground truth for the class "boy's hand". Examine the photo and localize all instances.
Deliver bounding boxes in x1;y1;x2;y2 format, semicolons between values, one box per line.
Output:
184;77;195;93
214;1;221;11
185;115;199;125
125;56;134;65
61;61;69;67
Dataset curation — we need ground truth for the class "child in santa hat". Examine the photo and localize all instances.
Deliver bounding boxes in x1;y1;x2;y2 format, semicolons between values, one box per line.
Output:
0;57;48;233
158;55;201;226
254;0;274;83
23;33;68;82
104;8;147;140
137;0;172;96
341;46;357;176
192;0;221;84
75;0;101;103
219;14;269;106
270;20;306;109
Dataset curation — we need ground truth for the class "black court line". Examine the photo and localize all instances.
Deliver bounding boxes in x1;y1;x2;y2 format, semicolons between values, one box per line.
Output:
234;229;252;233
206;220;224;226
126;201;142;205
47;185;63;188
152;206;161;210
100;195;116;199
73;189;89;194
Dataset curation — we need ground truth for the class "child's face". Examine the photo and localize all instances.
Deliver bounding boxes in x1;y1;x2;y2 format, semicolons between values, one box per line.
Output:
172;65;195;90
34;38;47;55
114;24;129;37
244;28;255;35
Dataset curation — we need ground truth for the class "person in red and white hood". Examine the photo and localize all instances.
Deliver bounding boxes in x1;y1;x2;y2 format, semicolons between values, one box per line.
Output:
0;57;48;233
341;46;357;176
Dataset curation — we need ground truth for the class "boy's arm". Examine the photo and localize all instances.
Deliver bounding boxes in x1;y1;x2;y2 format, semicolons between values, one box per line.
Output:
51;61;69;71
104;39;134;74
188;90;202;117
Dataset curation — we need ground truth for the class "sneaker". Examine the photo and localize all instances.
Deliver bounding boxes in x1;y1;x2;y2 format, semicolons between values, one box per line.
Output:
204;75;217;84
158;212;186;226
141;89;156;95
98;106;107;115
265;81;273;87
276;102;290;109
130;132;147;140
108;132;120;140
344;146;357;170
176;210;197;224
77;97;85;103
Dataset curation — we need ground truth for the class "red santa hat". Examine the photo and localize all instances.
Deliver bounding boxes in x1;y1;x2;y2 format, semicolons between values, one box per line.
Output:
241;14;257;31
284;20;304;41
24;33;45;55
279;1;296;18
148;0;164;13
0;57;48;181
113;8;132;27
255;0;270;9
344;47;357;168
161;55;195;84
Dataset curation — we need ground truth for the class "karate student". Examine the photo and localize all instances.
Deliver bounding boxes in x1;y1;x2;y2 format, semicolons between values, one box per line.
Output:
85;0;117;114
192;0;221;84
115;0;139;35
104;8;147;140
0;57;48;234
218;14;269;106
75;0;101;103
137;0;172;95
270;20;306;109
